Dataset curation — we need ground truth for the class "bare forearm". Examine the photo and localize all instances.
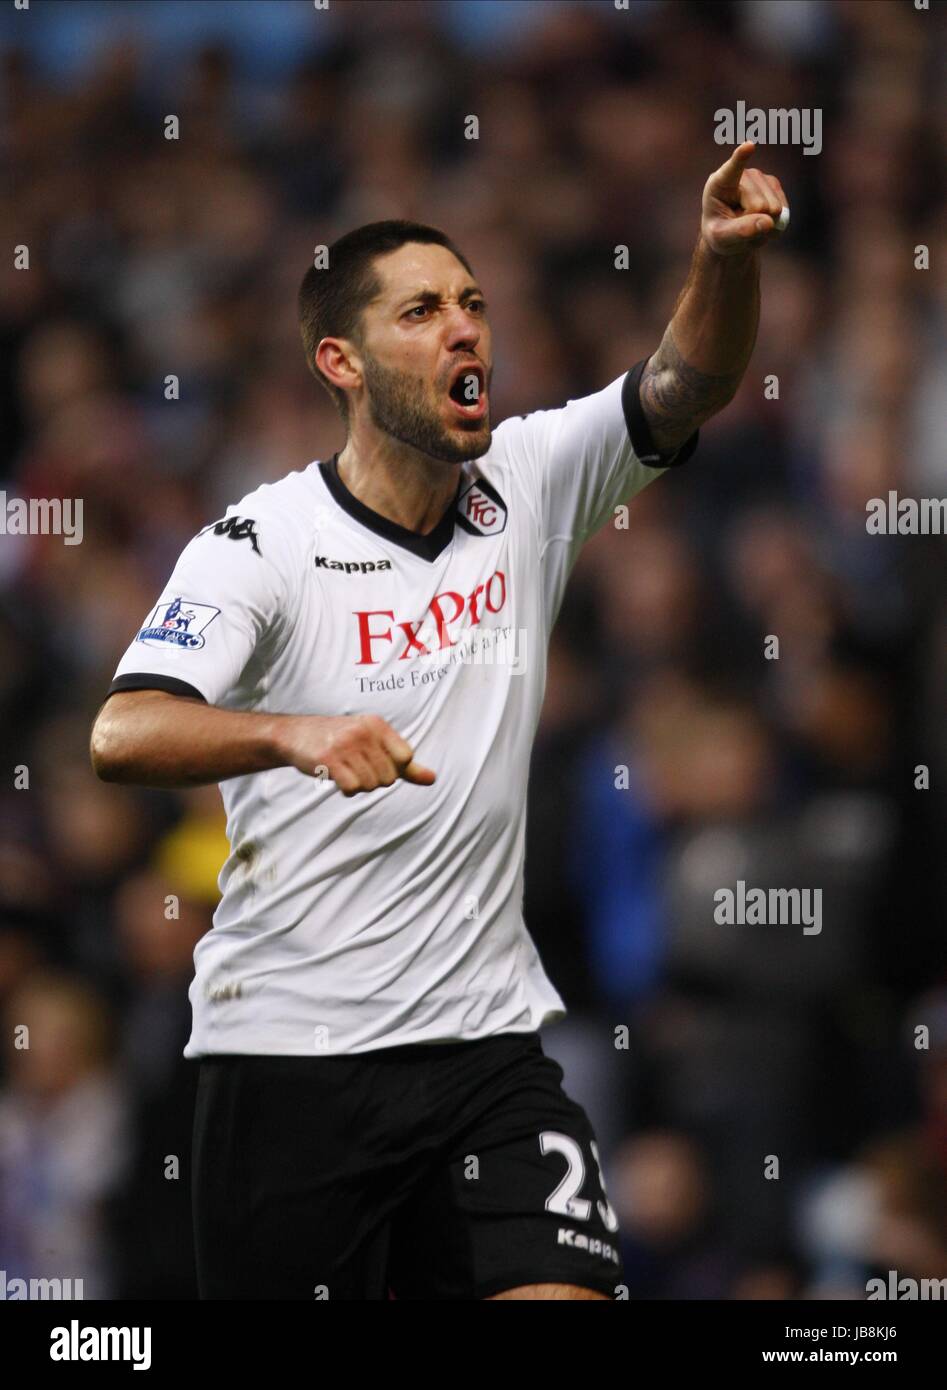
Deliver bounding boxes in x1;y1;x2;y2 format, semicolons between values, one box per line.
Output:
639;236;760;454
90;691;288;787
90;691;437;794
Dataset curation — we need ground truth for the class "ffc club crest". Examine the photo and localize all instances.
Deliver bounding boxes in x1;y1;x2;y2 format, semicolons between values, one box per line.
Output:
136;596;221;650
456;477;507;537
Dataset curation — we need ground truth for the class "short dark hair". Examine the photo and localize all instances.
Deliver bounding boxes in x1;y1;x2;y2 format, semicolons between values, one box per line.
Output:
298;220;474;423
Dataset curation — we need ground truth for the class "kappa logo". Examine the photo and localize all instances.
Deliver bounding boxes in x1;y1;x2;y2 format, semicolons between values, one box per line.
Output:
200;515;261;554
137;597;221;650
457;477;507;536
557;1228;621;1266
315;555;393;575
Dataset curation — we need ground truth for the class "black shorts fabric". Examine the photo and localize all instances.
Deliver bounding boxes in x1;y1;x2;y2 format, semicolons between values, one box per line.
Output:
191;1031;624;1300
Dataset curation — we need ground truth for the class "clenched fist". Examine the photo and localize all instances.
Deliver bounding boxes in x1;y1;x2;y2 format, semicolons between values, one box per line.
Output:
276;712;436;796
701;141;789;256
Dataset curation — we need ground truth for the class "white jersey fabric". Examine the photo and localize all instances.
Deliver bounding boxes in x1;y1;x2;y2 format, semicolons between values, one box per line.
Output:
108;360;697;1055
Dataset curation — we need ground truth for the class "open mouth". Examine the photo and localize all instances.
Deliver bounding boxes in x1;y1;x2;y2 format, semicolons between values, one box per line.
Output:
447;363;487;420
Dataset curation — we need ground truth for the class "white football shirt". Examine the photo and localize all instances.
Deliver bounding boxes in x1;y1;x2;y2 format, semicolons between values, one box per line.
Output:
108;360;697;1055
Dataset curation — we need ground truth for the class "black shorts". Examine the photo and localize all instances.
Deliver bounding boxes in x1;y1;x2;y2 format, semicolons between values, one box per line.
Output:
191;1031;624;1300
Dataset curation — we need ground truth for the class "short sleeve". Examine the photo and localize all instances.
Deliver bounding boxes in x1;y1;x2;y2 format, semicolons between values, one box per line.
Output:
107;511;288;706
502;358;698;550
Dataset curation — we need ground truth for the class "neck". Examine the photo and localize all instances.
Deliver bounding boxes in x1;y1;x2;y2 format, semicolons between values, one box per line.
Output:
336;436;461;535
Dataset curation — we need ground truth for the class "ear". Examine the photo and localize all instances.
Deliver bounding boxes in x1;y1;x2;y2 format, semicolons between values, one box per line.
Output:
315;336;360;394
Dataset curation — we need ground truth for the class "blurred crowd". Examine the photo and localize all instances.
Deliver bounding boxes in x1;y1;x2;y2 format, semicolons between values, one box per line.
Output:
0;0;944;1299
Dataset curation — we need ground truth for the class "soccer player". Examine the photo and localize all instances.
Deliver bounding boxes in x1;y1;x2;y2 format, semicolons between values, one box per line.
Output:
91;143;788;1300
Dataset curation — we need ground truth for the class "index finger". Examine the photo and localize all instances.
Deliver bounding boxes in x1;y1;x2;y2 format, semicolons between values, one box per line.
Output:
711;140;757;193
402;760;436;786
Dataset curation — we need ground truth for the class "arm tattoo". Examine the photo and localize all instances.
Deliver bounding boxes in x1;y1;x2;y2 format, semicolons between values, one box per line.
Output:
638;326;744;456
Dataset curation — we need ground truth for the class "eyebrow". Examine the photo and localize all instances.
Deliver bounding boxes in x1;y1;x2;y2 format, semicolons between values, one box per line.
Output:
394;285;484;311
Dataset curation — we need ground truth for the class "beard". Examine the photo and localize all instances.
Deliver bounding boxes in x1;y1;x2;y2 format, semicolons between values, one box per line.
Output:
361;350;491;465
